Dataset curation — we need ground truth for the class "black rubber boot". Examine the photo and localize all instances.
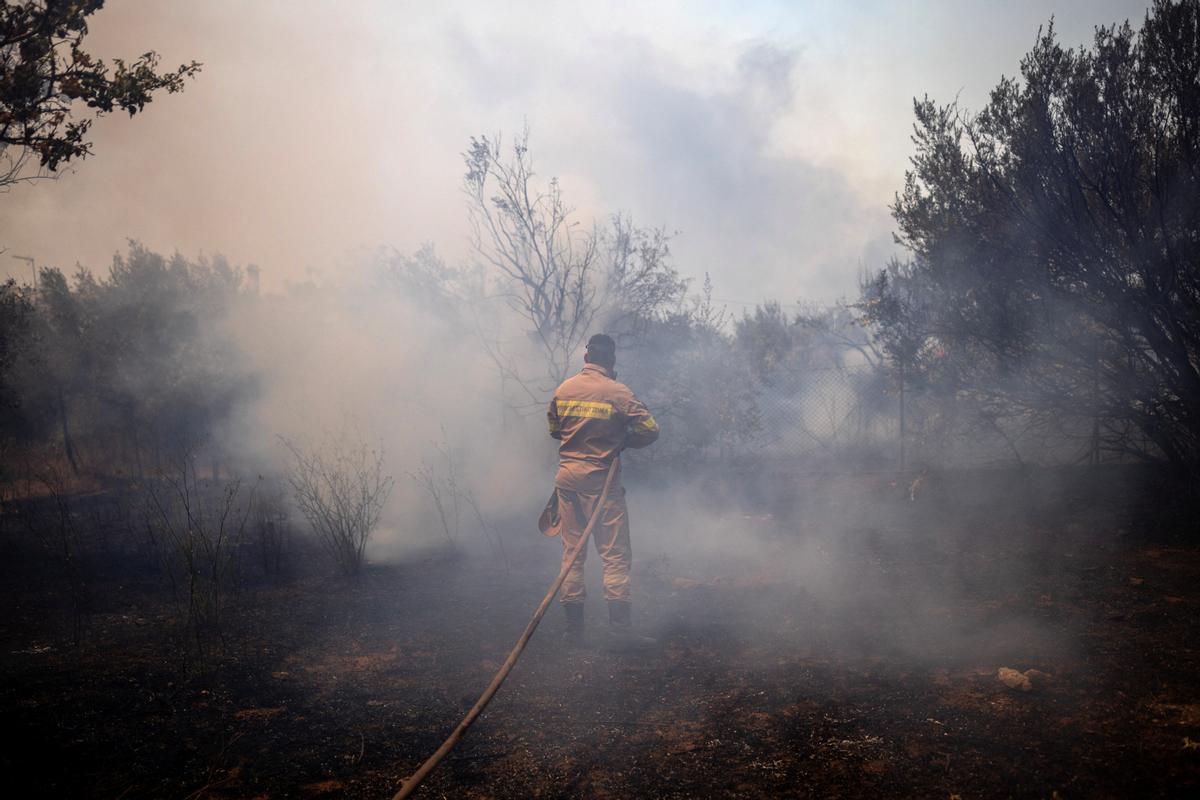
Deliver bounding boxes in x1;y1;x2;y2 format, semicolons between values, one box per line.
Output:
562;602;585;646
605;600;655;652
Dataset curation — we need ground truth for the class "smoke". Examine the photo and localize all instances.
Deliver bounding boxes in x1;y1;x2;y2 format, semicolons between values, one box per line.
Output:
622;466;1102;668
219;251;555;562
173;229;1106;675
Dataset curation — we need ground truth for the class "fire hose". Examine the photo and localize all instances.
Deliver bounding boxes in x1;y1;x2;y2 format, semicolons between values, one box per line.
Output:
391;456;620;799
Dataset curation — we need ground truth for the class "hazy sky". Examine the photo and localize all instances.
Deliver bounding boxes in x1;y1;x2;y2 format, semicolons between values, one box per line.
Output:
0;0;1152;303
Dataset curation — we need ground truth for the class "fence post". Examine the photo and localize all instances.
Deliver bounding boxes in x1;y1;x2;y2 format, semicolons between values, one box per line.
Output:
898;359;906;472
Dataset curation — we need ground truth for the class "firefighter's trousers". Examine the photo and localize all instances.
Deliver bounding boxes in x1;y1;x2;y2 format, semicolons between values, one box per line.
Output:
556;485;631;603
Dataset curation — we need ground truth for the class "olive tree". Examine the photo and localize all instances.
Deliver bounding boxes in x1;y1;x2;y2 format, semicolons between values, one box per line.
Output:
871;1;1200;465
0;0;200;188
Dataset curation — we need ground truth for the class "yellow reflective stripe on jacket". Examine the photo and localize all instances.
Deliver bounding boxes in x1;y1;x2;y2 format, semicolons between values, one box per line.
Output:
555;399;614;420
632;416;659;434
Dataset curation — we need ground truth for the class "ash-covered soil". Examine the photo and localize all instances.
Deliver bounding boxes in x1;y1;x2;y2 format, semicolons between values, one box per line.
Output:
1;466;1198;798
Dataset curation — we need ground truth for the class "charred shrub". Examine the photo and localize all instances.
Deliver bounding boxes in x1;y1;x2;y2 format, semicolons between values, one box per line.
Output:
20;461;93;646
144;450;255;665
281;422;393;577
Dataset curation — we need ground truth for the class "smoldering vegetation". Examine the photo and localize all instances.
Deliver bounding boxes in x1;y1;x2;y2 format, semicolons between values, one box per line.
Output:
2;2;1200;798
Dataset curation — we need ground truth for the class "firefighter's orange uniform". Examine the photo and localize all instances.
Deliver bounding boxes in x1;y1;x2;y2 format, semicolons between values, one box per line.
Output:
547;363;659;604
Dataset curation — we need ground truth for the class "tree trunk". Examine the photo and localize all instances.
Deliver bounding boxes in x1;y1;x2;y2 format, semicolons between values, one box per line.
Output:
58;387;80;475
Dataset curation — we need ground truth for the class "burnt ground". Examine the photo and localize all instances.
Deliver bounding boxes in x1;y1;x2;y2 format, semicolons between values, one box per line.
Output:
1;465;1199;798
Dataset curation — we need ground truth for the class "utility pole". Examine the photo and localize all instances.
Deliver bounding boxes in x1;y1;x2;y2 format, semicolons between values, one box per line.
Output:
12;254;35;287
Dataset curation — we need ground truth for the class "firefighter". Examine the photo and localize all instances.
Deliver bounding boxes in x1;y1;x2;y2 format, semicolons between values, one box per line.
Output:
545;333;659;644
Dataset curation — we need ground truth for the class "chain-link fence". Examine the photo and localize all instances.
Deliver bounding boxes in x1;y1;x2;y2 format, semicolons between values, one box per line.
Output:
750;365;900;468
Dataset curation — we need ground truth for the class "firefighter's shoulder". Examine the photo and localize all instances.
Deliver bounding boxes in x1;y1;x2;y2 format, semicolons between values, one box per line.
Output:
610;379;635;397
606;379;643;406
554;376;588;400
554;373;583;396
